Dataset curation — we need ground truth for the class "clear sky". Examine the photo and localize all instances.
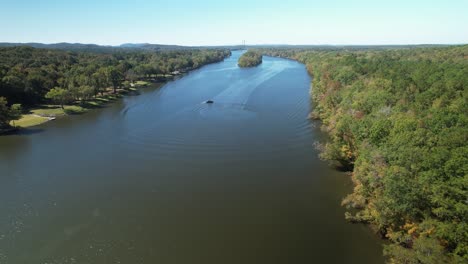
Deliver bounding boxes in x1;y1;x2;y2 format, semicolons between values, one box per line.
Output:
1;0;467;46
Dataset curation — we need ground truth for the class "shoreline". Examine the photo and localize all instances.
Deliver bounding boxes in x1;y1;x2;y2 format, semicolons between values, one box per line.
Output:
5;80;158;132
3;58;230;134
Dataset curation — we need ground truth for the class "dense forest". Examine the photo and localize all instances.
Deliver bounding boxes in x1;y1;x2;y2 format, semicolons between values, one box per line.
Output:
258;46;467;263
0;46;230;129
238;50;263;67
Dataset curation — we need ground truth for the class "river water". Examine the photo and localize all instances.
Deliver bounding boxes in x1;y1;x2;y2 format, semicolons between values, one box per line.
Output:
0;51;383;263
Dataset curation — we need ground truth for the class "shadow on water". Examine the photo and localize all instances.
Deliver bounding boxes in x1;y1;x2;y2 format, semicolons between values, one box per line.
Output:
123;90;142;96
1;127;45;136
16;128;45;135
335;163;355;172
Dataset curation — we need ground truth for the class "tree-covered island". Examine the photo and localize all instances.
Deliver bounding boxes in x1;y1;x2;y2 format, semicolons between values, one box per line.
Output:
238;51;262;67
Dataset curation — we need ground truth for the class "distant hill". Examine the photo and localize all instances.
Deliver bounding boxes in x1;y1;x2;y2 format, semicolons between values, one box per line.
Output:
0;42;207;53
119;43;148;48
0;42;123;53
0;42;105;49
118;43;190;50
132;43;194;51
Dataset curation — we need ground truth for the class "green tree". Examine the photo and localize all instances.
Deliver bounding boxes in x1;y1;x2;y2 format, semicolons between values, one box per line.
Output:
78;85;94;103
92;68;109;96
107;66;123;94
45;87;71;109
0;97;22;128
125;69;138;85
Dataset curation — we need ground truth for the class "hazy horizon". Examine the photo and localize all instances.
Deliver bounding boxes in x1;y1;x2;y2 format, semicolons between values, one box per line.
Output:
1;0;467;46
1;41;467;47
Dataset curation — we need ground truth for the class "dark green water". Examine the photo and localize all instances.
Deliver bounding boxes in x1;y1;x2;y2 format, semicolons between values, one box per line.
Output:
0;51;383;263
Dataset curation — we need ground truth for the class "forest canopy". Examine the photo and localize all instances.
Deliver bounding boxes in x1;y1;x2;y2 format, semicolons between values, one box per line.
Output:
258;45;468;263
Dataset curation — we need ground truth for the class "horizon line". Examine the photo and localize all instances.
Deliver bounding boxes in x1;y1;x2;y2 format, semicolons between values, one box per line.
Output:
0;41;467;47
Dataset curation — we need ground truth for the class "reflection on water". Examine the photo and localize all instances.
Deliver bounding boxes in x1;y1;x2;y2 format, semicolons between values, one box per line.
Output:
0;51;383;264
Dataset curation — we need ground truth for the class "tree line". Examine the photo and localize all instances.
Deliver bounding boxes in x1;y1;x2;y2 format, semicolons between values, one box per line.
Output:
258;45;467;263
0;47;230;129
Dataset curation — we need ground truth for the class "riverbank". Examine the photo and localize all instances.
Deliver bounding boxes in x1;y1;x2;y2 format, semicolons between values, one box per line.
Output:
10;80;153;129
1;47;232;134
256;46;467;262
6;59;232;132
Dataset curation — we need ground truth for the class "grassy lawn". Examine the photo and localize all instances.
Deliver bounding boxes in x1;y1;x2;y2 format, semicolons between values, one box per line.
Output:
63;105;86;114
11;114;49;127
31;93;123;117
135;80;150;86
31;105;86;116
31;105;65;116
82;95;119;108
12;105;88;128
10;84;149;129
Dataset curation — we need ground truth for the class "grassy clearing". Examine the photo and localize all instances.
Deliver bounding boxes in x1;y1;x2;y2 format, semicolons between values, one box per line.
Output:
64;105;86;114
31;105;86;116
31;105;65;116
31;93;123;116
11;114;49;127
11;85;147;129
13;105;88;128
135;80;150;86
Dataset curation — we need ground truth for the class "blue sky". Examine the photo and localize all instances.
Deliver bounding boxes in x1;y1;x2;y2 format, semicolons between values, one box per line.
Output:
1;0;467;45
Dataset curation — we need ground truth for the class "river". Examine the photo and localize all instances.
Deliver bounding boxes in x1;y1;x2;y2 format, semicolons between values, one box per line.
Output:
0;51;383;263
